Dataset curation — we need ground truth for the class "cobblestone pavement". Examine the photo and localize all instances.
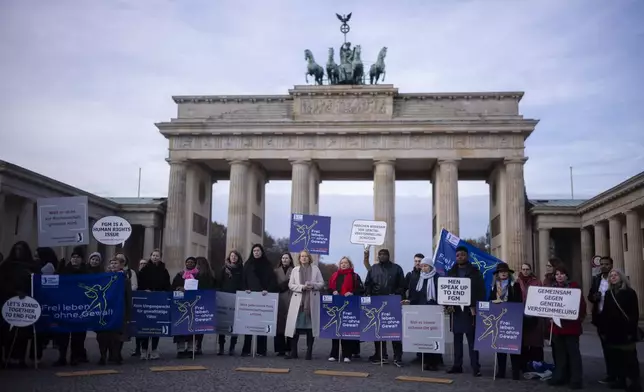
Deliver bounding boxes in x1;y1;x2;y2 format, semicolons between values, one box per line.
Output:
0;332;640;392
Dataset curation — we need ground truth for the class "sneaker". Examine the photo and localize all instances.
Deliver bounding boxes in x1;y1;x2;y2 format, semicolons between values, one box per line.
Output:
328;357;337;362
149;351;160;360
393;359;403;368
140;352;148;360
343;357;351;363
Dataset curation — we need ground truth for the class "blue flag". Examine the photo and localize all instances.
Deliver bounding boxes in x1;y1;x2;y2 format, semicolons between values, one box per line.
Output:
433;229;501;299
34;273;125;332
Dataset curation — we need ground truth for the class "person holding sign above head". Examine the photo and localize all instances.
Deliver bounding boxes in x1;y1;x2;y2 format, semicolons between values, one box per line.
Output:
546;265;586;390
403;257;442;371
445;246;485;377
137;249;171;360
217;250;244;356
274;252;295;356
488;263;523;380
363;247;406;367
587;255;616;385
241;244;278;357
285;250;325;360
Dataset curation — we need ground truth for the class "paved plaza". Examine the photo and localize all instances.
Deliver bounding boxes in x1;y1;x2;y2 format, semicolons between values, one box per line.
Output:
1;330;640;392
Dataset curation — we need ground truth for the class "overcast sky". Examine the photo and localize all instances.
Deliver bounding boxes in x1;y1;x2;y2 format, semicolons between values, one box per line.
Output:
1;0;643;275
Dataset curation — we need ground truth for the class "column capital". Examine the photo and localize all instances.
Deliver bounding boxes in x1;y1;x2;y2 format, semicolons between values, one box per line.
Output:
437;158;461;166
228;159;250;166
626;209;641;218
290;159;311;166
608;214;624;222
373;158;396;166
165;158;188;166
503;157;528;165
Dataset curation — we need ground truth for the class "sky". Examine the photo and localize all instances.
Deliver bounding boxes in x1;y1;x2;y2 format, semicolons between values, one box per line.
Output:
1;0;643;276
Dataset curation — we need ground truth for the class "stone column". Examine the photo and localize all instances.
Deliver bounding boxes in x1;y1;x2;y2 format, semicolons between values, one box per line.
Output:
291;160;311;215
608;216;625;270
373;160;395;261
88;218;99;254
625;210;644;315
226;160;250;256
594;221;609;258
538;228;551;278
436;159;460;236
162;160;188;274
105;245;116;259
308;163;321;264
580;227;593;301
18;198;35;246
143;225;155;259
504;158;527;272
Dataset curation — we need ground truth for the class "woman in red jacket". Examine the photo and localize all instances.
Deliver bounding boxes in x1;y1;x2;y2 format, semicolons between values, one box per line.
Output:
327;257;363;363
547;265;586;390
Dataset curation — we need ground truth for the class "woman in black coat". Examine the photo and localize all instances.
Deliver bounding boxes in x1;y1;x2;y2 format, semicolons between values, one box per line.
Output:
217;250;244;355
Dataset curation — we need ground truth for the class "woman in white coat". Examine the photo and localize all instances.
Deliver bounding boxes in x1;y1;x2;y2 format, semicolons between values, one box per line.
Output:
285;250;325;360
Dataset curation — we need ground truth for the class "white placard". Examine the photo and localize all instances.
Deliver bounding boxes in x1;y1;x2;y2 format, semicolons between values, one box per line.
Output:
437;277;471;310
402;305;452;354
184;279;199;291
524;285;581;327
350;220;387;246
2;296;41;328
232;291;278;336
92;216;132;246
215;292;237;335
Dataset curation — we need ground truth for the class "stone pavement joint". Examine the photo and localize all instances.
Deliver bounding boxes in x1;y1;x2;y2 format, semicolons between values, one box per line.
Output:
149;365;207;372
55;369;120;377
314;369;370;377
395;375;454;384
235;367;290;374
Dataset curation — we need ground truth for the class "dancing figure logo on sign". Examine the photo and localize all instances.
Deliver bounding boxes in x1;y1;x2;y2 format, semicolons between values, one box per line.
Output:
477;307;508;349
361;301;386;339
291;220;318;252
78;275;119;326
174;296;201;333
322;300;350;337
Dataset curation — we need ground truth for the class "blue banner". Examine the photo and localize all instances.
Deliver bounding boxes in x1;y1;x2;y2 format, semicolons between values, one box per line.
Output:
170;290;216;335
433;229;501;298
359;295;402;341
289;213;331;255
34;273;125;332
474;301;524;355
319;295;360;340
131;291;172;337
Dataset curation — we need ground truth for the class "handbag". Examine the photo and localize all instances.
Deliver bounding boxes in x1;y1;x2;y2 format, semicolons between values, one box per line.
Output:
609;290;644;342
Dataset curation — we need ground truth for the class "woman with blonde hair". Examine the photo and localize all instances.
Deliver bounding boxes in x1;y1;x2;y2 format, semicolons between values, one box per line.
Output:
327;256;363;362
284;250;325;360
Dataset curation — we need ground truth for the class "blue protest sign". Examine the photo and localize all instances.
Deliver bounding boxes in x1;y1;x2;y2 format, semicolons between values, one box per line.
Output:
433;229;501;298
131;291;172;337
359;296;402;341
474;301;524;355
289;213;331;255
319;295;360;340
34;273;125;332
170;290;216;335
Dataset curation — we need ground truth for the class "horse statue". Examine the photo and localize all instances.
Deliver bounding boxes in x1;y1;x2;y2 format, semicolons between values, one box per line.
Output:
369;46;387;84
304;49;324;85
326;47;339;85
351;45;364;85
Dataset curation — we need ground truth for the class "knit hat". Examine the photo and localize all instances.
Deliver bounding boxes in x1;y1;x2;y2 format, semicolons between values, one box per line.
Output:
71;246;85;260
88;252;102;262
420;257;434;267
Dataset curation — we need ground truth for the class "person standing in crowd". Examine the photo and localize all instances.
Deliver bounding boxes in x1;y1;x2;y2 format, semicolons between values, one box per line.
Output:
171;256;200;358
405;253;424;364
0;241;40;368
87;252;104;273
327;256;363;363
98;256;132;365
489;263;523;380
54;247;88;366
131;259;147;358
543;257;563;287
588;255;615;385
403;257;441;370
194;256;215;355
446;246;484;377
285;250;325;360
217;250;244;356
29;247;59;362
599;269;640;392
516;263;544;367
547;265;586;390
363;247;406;367
274;252;294;356
137;249;171;360
241;244;278;357
89;252;110;365
115;253;137;291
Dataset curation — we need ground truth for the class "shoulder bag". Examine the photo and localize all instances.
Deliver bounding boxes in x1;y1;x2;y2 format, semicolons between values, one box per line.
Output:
609;289;644;342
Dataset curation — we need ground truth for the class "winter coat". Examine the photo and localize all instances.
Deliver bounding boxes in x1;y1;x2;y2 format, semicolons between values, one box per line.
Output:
517;274;544;348
598;286;639;346
407;273;439;305
364;261;406;296
551;281;586;336
274;265;293;335
285;265;325;338
447;263;486;334
242;258;278;293
218;265;243;293
138;261;171;292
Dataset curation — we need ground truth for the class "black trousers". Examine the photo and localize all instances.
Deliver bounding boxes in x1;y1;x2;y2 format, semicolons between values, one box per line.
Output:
195;334;204;350
218;334;238;349
551;334;582;386
140;337;159;351
609;345;640;386
496;352;522;378
274;334;290;354
330;339;358;359
57;332;86;362
520;345;543;369
599;329;616;378
453;330;480;371
372;340;402;360
242;335;267;355
422;353;442;367
96;332;122;362
2;325;31;362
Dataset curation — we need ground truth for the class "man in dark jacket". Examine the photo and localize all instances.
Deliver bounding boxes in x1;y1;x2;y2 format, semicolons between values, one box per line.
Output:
363;248;406;367
587;255;615;384
405;253;424;364
446;246;485;377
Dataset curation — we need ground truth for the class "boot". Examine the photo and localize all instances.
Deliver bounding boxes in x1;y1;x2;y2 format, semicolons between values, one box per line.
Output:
305;331;314;360
285;333;299;359
98;344;107;365
229;342;236;356
217;343;225;356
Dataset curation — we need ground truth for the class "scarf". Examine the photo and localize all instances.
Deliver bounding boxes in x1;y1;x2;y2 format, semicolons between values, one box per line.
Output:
496;279;510;301
224;261;239;278
329;268;355;295
299;264;313;315
416;269;437;302
183;267;199;280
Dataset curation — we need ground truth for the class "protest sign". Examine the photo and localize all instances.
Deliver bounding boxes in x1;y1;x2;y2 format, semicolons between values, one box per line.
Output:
524;286;581;327
359;296;402;341
171;290;216;335
289;214;332;255
92;216;132;246
474;301;523;355
37;196;89;247
402;305;450;354
437;277;471;310
2;296;41;328
319;295;360;340
350;220;387;247
215;292;236;335
34;273;125;332
233;291;278;336
130;291;172;337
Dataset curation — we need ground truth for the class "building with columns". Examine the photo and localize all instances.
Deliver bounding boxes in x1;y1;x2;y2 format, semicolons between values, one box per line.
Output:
0;160;165;266
529;171;644;314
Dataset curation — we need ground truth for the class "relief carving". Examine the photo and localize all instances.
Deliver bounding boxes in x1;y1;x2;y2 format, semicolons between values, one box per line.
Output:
453;136;466;148
326;137;337;147
181;138;194;148
346;136;360;148
300;98;388;115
